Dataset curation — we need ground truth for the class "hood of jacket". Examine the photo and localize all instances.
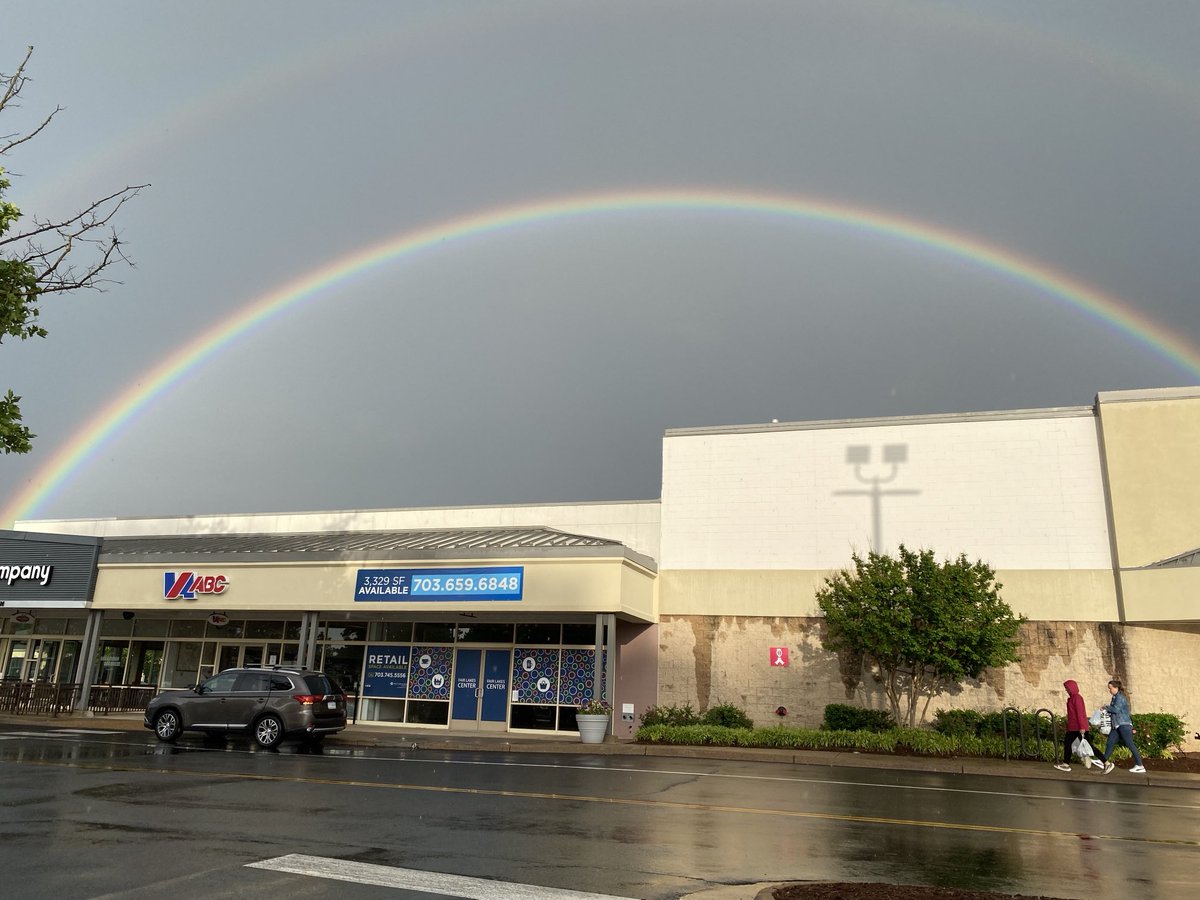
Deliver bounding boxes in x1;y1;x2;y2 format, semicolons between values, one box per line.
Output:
1064;679;1080;696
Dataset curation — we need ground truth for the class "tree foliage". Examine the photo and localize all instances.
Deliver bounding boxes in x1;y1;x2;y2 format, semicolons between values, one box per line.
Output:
1;46;146;453
815;545;1025;727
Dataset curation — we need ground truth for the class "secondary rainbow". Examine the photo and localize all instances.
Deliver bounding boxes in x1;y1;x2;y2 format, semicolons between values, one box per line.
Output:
6;187;1200;526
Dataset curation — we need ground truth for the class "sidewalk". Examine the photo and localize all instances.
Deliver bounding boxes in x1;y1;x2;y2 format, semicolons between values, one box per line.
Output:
5;711;1198;790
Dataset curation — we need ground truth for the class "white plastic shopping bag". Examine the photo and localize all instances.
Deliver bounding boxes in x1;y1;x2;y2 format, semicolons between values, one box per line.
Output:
1088;708;1112;735
1071;735;1095;761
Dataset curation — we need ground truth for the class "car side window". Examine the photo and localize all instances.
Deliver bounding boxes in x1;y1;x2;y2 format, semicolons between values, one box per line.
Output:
269;677;294;692
234;672;273;692
201;672;240;693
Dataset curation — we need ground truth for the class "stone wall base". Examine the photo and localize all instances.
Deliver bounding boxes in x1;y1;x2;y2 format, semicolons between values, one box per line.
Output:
657;616;1199;751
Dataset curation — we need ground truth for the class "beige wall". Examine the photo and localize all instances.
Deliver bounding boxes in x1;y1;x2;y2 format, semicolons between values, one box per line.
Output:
1119;568;1200;622
660;568;1119;621
94;556;656;621
1098;387;1200;567
657;615;1200;751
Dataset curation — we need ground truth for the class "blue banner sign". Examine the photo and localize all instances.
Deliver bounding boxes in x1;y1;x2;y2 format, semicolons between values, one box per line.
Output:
355;566;524;601
362;645;411;698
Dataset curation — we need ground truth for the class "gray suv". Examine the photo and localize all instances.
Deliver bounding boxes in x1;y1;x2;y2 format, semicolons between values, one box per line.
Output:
144;666;347;748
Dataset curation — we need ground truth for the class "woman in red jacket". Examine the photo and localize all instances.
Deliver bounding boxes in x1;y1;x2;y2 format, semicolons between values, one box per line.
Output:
1055;679;1095;772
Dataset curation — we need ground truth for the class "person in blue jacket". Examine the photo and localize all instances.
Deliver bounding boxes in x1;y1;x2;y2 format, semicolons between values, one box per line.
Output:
1096;678;1146;775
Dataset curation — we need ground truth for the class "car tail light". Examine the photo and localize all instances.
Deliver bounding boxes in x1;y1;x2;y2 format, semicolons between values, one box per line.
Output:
292;693;324;706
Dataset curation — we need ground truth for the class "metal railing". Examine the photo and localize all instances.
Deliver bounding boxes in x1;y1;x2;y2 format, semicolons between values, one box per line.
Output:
86;685;157;715
1001;706;1058;761
0;680;80;716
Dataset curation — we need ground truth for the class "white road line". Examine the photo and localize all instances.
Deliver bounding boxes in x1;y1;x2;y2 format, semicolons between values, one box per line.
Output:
0;729;123;737
247;854;636;900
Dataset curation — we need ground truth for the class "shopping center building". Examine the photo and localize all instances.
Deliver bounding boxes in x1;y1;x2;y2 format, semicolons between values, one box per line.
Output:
3;386;1197;746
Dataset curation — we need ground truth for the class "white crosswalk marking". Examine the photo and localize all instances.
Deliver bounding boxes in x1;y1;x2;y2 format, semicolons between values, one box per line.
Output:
247;854;637;900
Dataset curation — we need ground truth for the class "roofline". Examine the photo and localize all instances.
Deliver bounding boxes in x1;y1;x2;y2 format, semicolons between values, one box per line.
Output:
0;528;103;548
16;498;660;530
664;404;1095;438
99;543;658;571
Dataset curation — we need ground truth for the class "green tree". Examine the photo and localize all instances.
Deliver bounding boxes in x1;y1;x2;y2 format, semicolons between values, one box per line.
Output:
1;46;145;453
815;545;1025;727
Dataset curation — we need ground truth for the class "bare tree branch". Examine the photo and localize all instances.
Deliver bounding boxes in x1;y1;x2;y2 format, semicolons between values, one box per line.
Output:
2;46;147;452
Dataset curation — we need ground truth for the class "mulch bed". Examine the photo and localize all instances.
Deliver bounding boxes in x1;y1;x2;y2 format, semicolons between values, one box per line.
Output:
774;885;1063;899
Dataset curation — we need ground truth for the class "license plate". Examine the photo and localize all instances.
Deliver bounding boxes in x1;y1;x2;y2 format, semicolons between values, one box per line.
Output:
327;701;337;709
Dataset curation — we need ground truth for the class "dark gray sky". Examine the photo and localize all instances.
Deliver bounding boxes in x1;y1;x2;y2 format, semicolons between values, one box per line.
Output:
3;1;1198;525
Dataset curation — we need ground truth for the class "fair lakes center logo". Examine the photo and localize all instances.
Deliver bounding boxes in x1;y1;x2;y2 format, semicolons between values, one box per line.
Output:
164;571;229;600
1;564;54;587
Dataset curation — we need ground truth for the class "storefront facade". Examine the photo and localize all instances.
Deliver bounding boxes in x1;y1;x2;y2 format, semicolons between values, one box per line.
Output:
9;386;1199;747
74;527;658;735
0;530;100;687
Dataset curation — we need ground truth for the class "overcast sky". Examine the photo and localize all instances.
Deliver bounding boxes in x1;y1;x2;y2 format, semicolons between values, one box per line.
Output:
3;1;1198;527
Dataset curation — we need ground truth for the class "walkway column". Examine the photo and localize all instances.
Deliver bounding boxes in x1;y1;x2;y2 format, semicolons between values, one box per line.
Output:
604;613;616;704
593;614;604;701
302;611;320;669
73;608;104;712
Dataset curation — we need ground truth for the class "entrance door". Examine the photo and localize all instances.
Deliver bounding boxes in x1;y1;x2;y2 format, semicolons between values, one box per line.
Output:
450;648;510;732
216;644;270;672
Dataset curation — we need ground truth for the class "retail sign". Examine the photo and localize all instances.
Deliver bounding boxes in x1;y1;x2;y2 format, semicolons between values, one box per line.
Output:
164;572;229;600
362;645;411;698
207;613;230;627
12;612;34;625
354;566;524;601
0;564;53;587
769;646;789;666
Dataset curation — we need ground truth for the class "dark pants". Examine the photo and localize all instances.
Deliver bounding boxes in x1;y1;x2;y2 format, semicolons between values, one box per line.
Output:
1063;729;1092;764
1099;723;1144;767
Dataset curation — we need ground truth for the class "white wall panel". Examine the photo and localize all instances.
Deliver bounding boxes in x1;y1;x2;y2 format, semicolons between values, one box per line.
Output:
661;413;1112;571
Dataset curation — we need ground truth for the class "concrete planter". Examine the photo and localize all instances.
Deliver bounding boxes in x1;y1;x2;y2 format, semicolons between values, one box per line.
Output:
576;713;610;744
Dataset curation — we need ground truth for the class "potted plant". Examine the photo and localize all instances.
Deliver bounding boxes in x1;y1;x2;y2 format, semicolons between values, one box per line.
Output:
576;697;611;744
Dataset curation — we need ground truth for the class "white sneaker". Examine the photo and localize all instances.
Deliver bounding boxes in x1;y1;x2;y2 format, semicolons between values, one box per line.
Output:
1102;761;1115;775
1130;765;1146;774
1054;763;1071;772
1087;758;1102;769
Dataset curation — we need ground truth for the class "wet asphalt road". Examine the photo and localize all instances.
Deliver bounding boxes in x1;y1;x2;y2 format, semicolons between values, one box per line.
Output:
1;725;1197;900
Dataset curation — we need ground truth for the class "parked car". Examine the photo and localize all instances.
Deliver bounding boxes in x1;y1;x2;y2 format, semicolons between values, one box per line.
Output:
144;666;347;748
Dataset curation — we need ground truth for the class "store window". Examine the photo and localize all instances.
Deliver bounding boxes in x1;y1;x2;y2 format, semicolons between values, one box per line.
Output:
93;642;129;684
455;623;514;643
101;618;134;638
321;622;367;642
515;623;560;645
169;620;205;638
321;643;365;695
246;620;285;640
161;642;203;688
413;622;455;643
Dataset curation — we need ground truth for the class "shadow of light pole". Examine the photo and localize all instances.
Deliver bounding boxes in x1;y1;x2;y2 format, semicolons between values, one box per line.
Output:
833;443;919;551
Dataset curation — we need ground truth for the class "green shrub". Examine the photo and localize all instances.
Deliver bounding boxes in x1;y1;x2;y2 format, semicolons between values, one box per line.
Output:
639;703;701;728
634;708;1186;761
977;710;1056;741
1130;713;1186;759
703;703;754;729
822;703;896;732
932;709;984;738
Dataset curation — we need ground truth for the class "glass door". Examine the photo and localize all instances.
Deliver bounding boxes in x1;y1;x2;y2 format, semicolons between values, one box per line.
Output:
450;648;510;732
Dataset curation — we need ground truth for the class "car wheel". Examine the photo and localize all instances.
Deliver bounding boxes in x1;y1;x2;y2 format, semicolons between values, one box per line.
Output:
154;709;182;743
254;713;284;749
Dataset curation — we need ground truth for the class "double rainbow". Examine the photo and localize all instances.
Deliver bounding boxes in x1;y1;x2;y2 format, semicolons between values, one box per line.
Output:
5;188;1198;526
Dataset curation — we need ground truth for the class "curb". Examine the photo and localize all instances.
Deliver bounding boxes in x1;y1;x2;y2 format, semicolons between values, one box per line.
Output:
4;713;1198;790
